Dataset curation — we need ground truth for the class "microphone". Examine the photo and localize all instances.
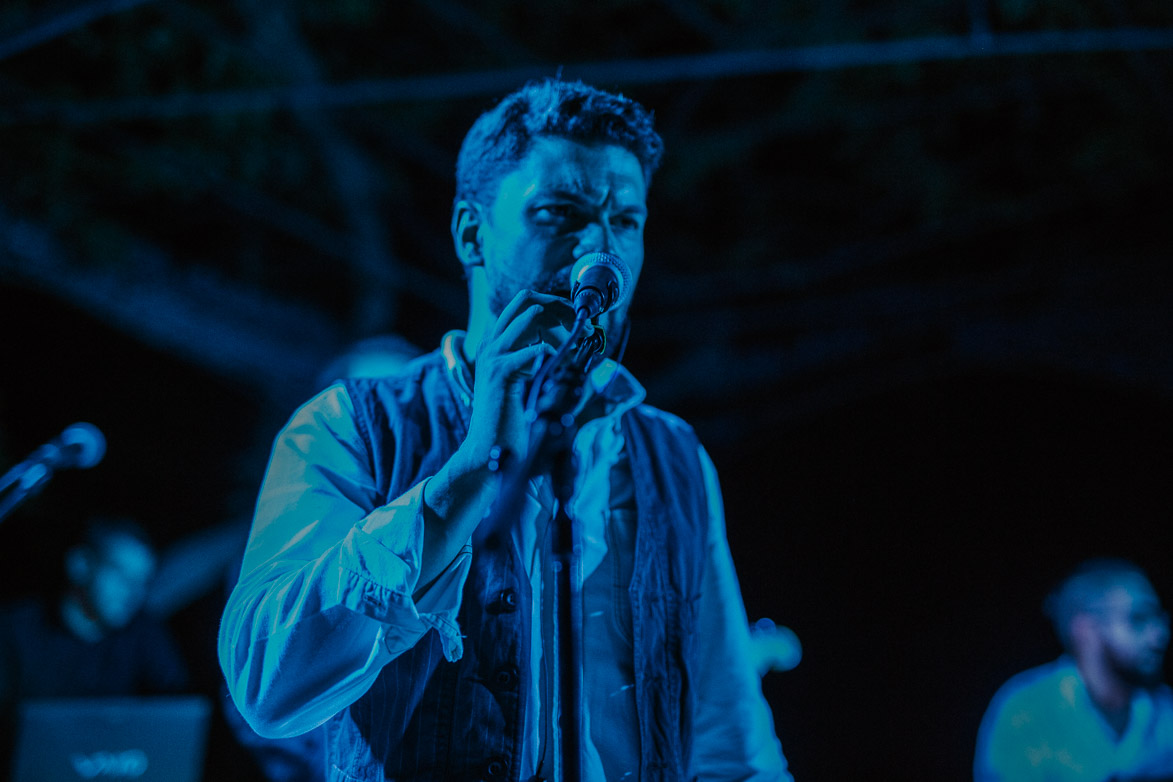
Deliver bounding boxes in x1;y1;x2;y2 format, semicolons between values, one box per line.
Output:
570;252;632;319
34;422;107;471
0;423;106;523
0;422;106;491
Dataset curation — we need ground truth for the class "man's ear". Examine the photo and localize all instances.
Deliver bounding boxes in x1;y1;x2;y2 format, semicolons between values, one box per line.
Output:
452;200;484;269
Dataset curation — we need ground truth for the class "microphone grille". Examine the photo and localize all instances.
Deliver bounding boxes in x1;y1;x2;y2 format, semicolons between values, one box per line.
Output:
571;252;633;308
59;422;106;469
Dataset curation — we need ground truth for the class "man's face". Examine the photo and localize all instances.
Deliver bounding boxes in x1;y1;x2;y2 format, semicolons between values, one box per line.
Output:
1092;580;1170;687
476;135;648;343
79;534;156;631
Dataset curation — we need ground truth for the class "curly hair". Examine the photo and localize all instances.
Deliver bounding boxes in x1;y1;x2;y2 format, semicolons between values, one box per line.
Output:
454;78;664;209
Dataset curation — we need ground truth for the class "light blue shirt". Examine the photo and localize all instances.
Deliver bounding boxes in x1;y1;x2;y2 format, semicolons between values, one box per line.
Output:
220;333;790;781
975;657;1173;781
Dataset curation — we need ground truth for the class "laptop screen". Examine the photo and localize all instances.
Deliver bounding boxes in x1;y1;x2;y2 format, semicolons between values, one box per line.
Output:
10;696;210;782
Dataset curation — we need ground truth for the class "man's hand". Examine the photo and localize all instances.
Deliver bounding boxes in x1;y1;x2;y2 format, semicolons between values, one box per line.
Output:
461;289;576;470
417;290;574;593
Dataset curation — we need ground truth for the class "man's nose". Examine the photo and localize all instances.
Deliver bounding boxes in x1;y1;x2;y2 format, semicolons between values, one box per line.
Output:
574;219;615;256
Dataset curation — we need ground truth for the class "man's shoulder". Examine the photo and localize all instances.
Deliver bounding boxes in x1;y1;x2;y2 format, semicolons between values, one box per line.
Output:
625;402;699;441
0;598;58;655
333;349;452;414
987;658;1079;717
1000;657;1074;692
0;597;49;627
341;349;446;396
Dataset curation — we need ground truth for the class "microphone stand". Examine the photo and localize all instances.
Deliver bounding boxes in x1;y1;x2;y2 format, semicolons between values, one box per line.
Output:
0;454;55;524
0;425;105;525
482;312;604;782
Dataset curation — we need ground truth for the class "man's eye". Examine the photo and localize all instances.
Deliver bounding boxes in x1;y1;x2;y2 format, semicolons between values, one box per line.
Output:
612;215;642;231
536;205;577;221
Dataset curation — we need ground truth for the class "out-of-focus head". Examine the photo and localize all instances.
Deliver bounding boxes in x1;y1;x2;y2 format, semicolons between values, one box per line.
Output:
454;77;664;214
314;334;423;389
1044;558;1170;687
65;517;157;632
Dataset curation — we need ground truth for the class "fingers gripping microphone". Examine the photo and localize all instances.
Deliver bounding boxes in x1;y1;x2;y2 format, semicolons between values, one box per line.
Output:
570;252;632;320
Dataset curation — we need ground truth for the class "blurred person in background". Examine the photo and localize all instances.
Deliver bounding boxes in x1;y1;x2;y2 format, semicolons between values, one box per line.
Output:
975;558;1173;781
0;516;189;768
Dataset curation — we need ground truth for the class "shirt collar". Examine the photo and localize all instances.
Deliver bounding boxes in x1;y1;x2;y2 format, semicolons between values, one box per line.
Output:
440;330;645;423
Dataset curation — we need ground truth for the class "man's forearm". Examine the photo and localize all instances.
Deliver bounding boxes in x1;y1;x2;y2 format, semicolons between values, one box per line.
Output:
219;546;394;738
418;446;499;594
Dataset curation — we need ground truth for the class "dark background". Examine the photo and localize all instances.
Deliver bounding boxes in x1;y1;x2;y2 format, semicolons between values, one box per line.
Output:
2;2;1173;780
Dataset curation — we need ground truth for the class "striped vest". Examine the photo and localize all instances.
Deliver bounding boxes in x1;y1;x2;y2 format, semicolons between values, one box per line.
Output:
326;352;708;782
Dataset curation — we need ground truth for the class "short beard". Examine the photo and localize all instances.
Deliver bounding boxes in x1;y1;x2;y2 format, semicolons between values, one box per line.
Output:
1109;652;1165;690
486;270;571;317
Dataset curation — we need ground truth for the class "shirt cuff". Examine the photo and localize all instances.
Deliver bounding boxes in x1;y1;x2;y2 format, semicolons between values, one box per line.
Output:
341;479;470;663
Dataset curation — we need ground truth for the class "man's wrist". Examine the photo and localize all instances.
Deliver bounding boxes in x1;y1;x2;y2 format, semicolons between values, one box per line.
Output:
417;448;498;592
423;446;494;527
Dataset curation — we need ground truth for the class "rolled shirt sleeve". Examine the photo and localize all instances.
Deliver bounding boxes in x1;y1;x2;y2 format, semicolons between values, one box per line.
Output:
218;384;470;739
690;446;793;781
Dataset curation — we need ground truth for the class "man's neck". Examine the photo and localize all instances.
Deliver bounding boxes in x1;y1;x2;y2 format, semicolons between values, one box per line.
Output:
1077;657;1133;738
462;271;493;365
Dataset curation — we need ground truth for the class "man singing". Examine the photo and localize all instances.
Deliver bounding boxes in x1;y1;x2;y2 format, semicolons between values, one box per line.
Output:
219;77;790;781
